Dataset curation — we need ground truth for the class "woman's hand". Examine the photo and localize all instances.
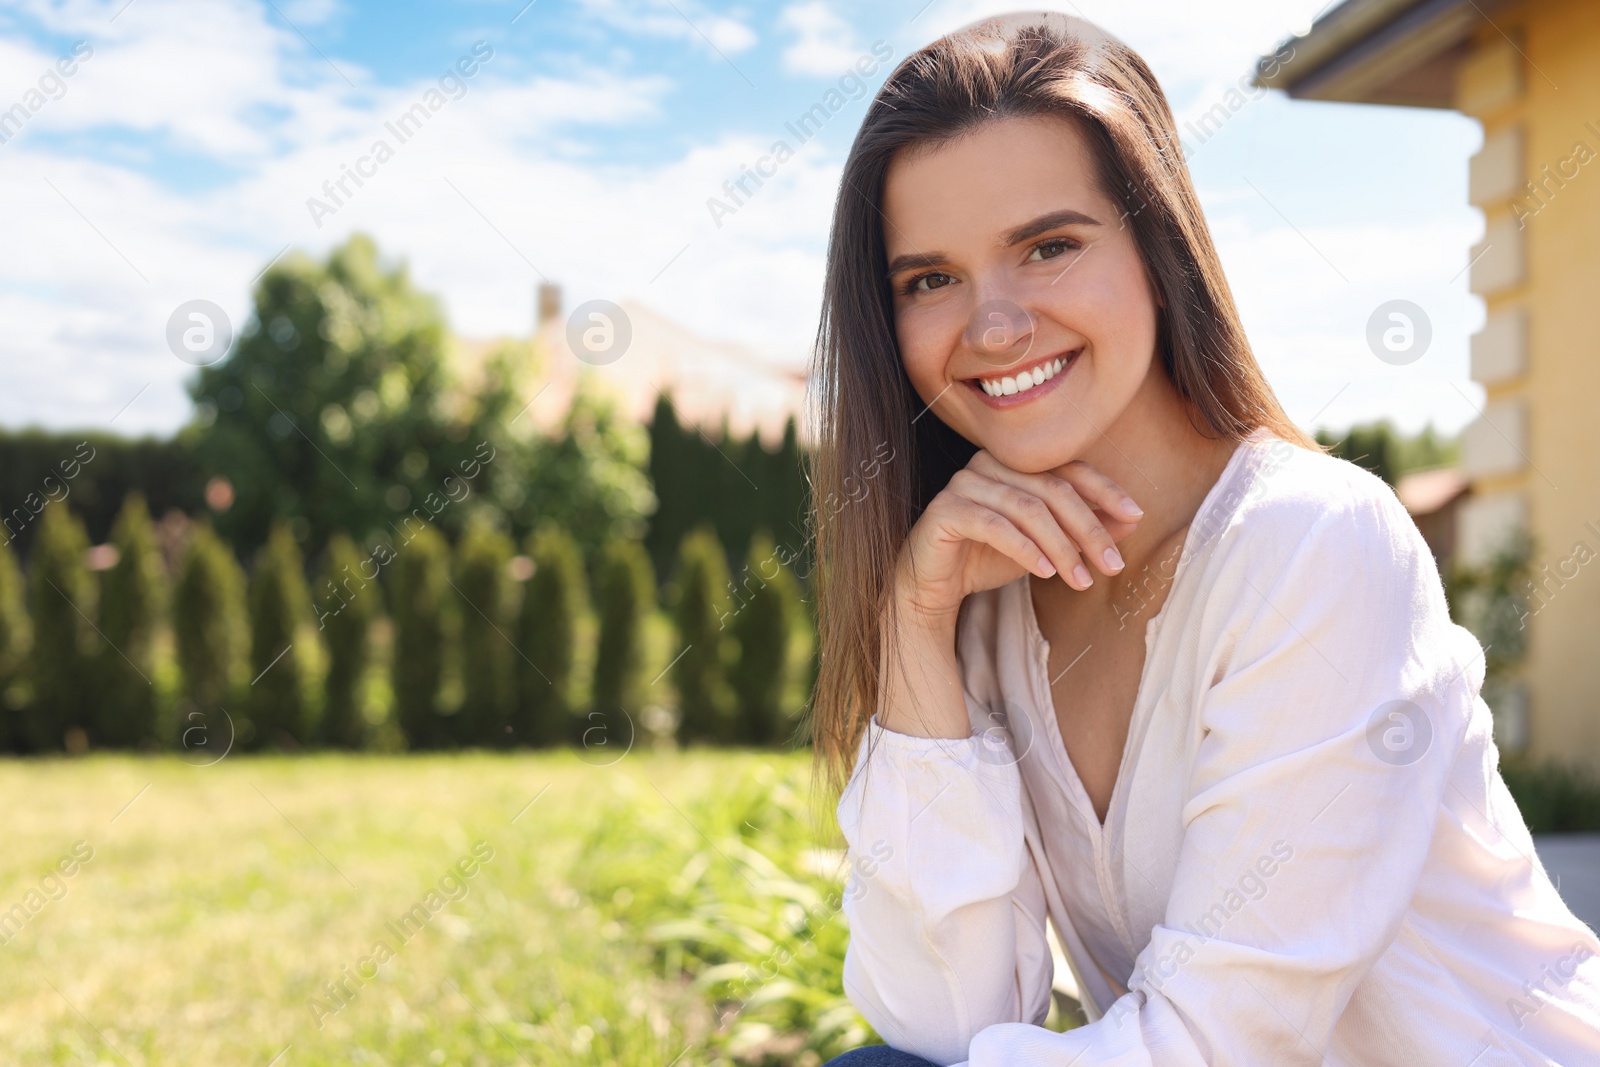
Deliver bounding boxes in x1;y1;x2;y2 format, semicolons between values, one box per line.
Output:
892;450;1143;632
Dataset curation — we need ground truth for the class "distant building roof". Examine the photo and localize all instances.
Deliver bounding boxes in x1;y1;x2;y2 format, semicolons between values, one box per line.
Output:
1252;0;1503;107
449;284;810;448
1397;466;1470;516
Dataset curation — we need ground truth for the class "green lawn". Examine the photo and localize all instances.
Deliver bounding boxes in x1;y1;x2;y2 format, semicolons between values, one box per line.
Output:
0;750;870;1066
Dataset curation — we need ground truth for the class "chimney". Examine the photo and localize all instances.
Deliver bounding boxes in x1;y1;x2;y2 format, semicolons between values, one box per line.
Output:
537;283;562;329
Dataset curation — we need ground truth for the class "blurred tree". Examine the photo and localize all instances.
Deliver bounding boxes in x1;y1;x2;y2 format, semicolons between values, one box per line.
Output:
24;504;96;751
729;531;802;747
391;523;455;749
591;537;655;725
454;519;515;747
643;395;810;589
516;523;586;747
247;522;319;748
496;378;655;553
315;532;380;748
185;234;520;557
1316;423;1397;486
0;535;29;749
671;525;736;745
95;493;165;748
173;522;248;726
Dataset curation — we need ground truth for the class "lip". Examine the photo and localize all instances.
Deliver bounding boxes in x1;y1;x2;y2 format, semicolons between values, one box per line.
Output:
963;348;1081;409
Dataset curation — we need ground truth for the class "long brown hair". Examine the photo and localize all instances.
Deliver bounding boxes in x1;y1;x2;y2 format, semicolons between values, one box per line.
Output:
801;12;1315;828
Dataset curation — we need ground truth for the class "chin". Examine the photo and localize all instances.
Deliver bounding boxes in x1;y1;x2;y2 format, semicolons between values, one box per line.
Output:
963;425;1090;475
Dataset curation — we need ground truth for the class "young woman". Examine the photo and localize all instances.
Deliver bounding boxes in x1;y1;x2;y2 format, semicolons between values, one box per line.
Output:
806;13;1600;1067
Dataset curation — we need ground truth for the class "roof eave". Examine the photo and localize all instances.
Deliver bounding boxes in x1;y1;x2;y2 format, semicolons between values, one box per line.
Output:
1252;0;1496;109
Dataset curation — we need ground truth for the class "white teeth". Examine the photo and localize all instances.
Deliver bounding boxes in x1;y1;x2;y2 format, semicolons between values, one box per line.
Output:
975;353;1073;398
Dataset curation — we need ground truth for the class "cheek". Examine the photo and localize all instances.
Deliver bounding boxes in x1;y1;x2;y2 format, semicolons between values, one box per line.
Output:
894;305;958;398
1051;254;1157;371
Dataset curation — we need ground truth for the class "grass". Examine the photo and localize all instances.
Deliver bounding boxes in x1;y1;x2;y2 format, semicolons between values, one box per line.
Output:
0;749;858;1066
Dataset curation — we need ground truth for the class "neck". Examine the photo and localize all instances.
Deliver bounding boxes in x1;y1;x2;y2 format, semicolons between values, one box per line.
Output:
1049;365;1240;603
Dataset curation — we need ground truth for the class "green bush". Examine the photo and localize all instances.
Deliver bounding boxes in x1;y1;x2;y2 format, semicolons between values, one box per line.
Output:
592;537;656;724
173;521;248;734
24;504;97;751
246;522;319;748
454;520;516;748
729;532;802;747
516;523;586;747
390;523;455;749
0;534;32;749
1502;756;1600;833
315;532;380;748
671;526;735;745
95;493;165;748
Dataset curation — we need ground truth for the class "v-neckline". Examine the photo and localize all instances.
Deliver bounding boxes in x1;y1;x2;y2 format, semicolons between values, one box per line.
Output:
1019;431;1263;833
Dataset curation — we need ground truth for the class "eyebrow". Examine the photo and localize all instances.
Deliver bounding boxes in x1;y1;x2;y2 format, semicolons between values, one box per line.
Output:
884;208;1103;278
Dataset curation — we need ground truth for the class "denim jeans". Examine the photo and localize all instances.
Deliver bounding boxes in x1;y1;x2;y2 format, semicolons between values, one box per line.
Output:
822;1046;943;1067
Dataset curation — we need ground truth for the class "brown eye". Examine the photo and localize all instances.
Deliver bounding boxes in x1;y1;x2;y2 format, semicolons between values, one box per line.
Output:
908;271;952;294
1030;237;1078;262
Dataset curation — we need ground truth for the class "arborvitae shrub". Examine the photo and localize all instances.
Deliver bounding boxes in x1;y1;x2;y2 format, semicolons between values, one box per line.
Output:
516;523;586;747
390;522;455;749
0;534;33;750
316;532;380;748
729;532;801;746
95;493;166;748
671;525;736;744
591;537;655;727
25;504;97;751
246;522;319;748
454;520;515;748
173;521;248;740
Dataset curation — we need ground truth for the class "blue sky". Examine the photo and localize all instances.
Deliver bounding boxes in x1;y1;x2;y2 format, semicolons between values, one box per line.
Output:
0;0;1485;439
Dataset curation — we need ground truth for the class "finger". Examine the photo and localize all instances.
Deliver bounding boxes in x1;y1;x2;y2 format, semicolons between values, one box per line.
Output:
1054;459;1144;522
964;460;1124;580
942;496;1061;581
951;471;1094;589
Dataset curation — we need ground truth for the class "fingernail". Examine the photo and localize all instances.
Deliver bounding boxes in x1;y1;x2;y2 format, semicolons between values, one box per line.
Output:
1122;497;1143;517
1071;563;1092;588
1036;555;1056;577
1103;547;1124;572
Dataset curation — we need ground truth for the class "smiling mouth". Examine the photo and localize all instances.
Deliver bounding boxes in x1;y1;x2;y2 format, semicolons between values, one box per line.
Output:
965;348;1081;398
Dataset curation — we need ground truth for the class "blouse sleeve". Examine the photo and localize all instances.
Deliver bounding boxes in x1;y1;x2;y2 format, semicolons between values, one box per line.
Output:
961;488;1483;1065
836;709;1056;1067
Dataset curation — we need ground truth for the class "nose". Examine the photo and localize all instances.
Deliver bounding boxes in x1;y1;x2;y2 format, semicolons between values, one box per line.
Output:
964;296;1036;370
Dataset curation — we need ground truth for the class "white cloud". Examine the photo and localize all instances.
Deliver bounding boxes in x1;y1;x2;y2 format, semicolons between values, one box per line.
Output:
779;1;859;76
576;0;757;56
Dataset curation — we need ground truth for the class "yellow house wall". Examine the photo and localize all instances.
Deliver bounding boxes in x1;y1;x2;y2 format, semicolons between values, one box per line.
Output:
1462;0;1600;769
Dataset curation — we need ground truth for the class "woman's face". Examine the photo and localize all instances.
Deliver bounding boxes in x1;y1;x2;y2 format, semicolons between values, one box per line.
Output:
882;113;1164;473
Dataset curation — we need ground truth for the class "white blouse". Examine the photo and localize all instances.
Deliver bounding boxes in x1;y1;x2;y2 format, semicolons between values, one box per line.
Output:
836;429;1600;1066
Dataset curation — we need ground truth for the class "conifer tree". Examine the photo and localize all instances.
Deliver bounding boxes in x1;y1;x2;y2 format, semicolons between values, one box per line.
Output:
174;521;248;724
247;521;319;747
454;520;515;747
391;523;454;748
96;493;165;747
316;532;379;748
25;504;96;750
671;525;736;744
729;532;802;746
0;536;29;750
516;523;586;747
591;537;655;724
